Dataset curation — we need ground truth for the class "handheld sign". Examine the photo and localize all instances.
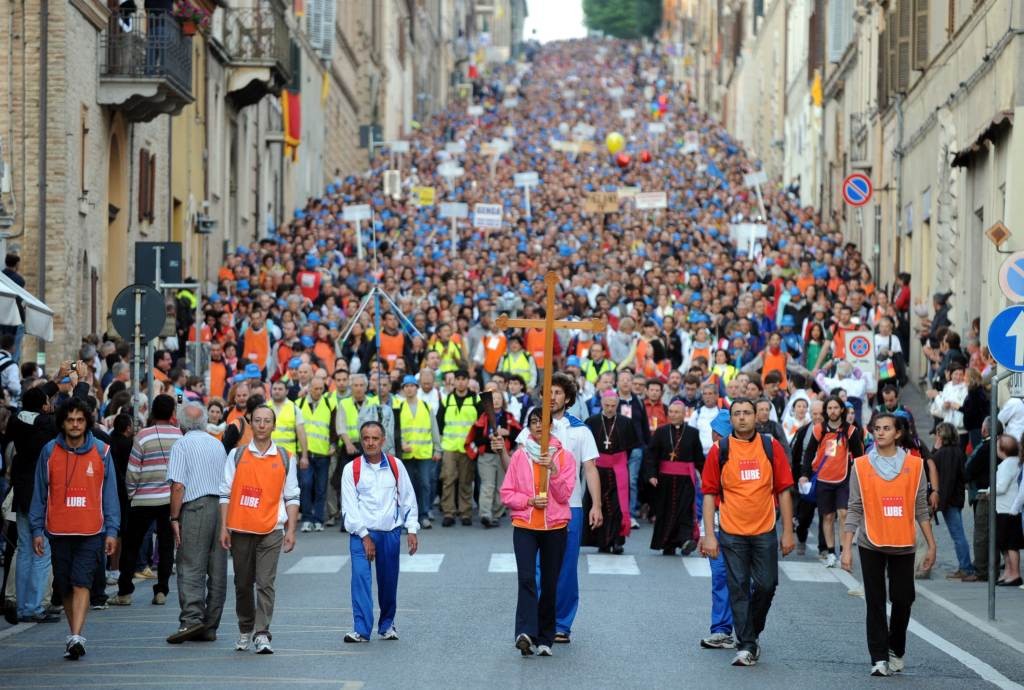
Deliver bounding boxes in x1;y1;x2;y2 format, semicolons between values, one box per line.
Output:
988;306;1024;372
634;191;667;210
343;204;372;260
473;203;503;229
438;202;469;219
514;171;540;218
411;186;435;206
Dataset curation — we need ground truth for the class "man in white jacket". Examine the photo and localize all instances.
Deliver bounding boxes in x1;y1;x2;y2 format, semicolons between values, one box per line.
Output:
341;421;419;644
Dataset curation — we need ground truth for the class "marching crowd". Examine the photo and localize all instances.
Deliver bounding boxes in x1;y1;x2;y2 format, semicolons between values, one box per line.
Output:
1;37;1022;679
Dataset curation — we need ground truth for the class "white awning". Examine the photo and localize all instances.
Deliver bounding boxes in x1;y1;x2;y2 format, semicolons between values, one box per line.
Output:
0;272;54;341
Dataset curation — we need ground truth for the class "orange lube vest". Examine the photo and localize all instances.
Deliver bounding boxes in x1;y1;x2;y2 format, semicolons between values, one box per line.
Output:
718;436;777;536
226;447;289;534
483;333;507;374
379;331;405;367
243;327;270;369
761;348;788;388
525;329;547;369
812;424;854;484
853;454;922;548
45;444;106;536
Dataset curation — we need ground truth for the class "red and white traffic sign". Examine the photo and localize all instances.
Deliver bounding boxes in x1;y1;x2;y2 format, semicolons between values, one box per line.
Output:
842;172;873;207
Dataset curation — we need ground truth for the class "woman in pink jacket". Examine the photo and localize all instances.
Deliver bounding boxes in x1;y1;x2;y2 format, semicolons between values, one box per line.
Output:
500;407;576;657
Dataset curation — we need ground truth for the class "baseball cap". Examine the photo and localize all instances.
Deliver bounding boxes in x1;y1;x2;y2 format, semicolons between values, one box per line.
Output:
566;355;581;367
710;410;732;438
244;363;262;379
287;357;302;369
402;375;419;387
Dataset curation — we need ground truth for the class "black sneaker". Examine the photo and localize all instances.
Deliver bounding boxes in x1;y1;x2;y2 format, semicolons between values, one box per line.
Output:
481;517;493;528
64;635;86;660
442;517;455;527
461;517;472;526
515;633;534;656
681;539;697;555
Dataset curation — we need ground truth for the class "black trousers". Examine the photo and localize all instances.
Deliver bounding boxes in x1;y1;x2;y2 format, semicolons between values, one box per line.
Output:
513;526;567;647
795;499;828;551
117;504;174;596
858;546;915;663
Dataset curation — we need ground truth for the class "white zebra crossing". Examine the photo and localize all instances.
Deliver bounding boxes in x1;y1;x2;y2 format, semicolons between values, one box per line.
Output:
285;556;350;575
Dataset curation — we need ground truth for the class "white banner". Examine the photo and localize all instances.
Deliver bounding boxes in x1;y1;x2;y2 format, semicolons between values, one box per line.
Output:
634;192;667;209
473;203;503;229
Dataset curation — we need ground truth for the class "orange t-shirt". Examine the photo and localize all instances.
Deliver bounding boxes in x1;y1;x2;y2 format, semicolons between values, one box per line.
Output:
701;435;794;536
512;462;568;531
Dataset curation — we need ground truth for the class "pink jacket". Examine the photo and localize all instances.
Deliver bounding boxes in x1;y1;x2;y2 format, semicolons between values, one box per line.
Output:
500;437;576;528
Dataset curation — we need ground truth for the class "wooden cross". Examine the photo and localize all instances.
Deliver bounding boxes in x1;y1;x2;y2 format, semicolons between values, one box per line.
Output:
496;271;604;496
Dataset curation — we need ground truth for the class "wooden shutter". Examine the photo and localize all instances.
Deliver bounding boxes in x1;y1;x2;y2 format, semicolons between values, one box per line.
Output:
146;153;156;222
808;0;824;81
877;26;889;109
896;0;912;92
138;148;150;223
913;0;929;69
887;10;898;96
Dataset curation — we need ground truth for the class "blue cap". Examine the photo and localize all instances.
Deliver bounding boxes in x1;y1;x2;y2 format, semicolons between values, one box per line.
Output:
401;375;419;387
287;357;302;369
244;363;262;379
780;314;796;327
300;335;315;348
236;279;250;291
306;255;320;269
308;313;320;322
711;410;732;438
566;355;581;367
209;293;221;303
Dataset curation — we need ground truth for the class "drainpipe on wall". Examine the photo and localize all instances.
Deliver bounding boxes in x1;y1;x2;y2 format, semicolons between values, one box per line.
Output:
37;0;48;360
892;93;904;288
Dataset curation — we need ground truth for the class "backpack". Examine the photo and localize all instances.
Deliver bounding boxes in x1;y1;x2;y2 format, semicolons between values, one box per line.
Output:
716;433;776;501
234;444;290;474
352;454;400;486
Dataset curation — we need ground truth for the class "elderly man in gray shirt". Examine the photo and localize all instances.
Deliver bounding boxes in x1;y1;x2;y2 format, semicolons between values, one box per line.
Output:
167;402;229;644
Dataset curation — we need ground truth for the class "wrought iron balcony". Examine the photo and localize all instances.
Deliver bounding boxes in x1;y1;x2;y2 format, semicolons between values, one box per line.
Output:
98;10;194;122
223;7;291;108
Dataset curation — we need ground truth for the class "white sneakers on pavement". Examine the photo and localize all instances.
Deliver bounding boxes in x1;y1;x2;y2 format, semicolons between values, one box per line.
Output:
380;627;399;640
887;651;904;672
234;632;252;651
63;635;86;660
313;523;324;532
731;650;756;666
344;632;369;643
699;632;736;649
871;661;891;676
515;633;534;656
253;633;273;654
300;522;312;533
536;645;553;656
824;553;838;568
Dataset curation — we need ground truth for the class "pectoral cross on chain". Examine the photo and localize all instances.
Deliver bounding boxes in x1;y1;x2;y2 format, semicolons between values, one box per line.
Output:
496;271;604;496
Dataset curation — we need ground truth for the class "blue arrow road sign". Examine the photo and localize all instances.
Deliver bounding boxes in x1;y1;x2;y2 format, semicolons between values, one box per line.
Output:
987;306;1024;372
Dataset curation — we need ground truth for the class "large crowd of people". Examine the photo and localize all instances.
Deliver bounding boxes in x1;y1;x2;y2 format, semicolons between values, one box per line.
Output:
0;38;1020;678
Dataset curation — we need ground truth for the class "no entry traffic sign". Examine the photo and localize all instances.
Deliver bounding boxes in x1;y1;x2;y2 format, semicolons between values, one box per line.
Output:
842;173;873;207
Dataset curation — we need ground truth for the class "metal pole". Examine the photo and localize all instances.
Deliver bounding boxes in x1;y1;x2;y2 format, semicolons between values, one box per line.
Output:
524;186;531;219
450;217;457;257
989;367;1002;620
355;219;364;261
754;182;767;220
132;289;143;427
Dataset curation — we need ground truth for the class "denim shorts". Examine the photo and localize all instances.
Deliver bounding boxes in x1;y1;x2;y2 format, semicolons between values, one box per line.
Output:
49;534;104;598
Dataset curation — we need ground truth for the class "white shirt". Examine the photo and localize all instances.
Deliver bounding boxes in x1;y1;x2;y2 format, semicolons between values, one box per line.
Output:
517;414;599;508
874;332;903;355
995;457;1022;514
689;405;720;455
220;441;301;531
418;387;441;415
341;454;419;537
999;398;1024;444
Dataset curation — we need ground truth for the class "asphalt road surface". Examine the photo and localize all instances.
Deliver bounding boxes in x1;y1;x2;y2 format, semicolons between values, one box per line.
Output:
1;518;1022;690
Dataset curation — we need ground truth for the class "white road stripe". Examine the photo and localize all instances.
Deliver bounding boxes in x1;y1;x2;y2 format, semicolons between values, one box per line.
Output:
587;554;640;575
285;555;349;574
780;561;839;583
834;569;1023;689
401;553;444;572
488;553;518;573
682;557;711;577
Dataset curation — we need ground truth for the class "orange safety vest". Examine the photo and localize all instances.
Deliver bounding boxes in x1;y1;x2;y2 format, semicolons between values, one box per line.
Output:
525;329;546;369
812;423;855;484
482;333;507;374
209;360;228;400
226;446;290;534
379;331;406;367
45;443;107;536
853;453;922;548
691;345;711;364
718;436;777;536
242;327;270;369
227;407;246;425
231;418;253;449
314;341;336;376
761;348;788;388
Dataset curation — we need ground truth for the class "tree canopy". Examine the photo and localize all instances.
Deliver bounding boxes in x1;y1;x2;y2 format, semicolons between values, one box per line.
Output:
582;0;663;40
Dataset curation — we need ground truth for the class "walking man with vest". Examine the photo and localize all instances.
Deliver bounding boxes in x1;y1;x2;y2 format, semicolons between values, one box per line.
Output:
499;335;537;390
437;370;480;526
431;323;467;376
166;402;229;644
220;405;300;654
29;398;120;659
110;394;181;606
341;421;419;643
700;399;795;667
841;412;936;676
298;378;334;532
394;375;441;529
269;380;310;527
581;342;615;385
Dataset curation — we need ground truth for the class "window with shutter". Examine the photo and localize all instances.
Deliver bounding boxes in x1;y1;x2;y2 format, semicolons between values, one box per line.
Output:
887;10;898;96
146;153;156;222
896;0;912;92
913;0;929;68
138;148;149;223
319;0;335;60
877;27;889;109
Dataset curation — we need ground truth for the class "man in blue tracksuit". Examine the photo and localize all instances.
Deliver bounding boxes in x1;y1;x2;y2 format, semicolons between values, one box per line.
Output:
699;410;735;649
340;421;420;643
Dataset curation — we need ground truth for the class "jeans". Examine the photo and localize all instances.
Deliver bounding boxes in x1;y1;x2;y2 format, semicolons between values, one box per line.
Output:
349;528;401;638
718;529;779;654
515;526;567;647
859;546;915;663
15;512;49;617
627;447;643;517
300;454;331;524
406;458;436;519
941;506;975;575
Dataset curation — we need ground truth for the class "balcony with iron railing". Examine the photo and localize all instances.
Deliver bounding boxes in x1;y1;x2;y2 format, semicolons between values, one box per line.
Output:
98;9;194;122
223;6;291;108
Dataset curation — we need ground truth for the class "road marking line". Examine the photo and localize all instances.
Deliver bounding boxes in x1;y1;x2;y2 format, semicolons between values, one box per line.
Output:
285;556;349;575
488;553;517;573
834;569;1023;689
780;561;839;583
0;621;35;641
914;583;1024;657
682;557;711;577
400;553;444;572
587;554;640;575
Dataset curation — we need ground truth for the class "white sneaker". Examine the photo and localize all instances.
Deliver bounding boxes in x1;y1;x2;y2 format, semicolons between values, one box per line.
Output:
420;517;432;529
700;632;736;649
234;632;252;651
871;660;891;676
824;553;838;568
630;517;640;529
300;522;312;533
536;645;552;656
343;632;369;643
63;634;86;660
887;651;904;672
253;633;273;654
731;650;756;666
380;627;399;640
314;522;324;532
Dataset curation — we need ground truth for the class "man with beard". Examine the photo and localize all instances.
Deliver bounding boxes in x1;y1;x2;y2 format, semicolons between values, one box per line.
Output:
583;391;639;554
646;400;705;555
